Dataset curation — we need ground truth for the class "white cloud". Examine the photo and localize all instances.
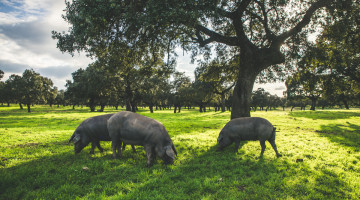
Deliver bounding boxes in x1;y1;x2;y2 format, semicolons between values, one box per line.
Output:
0;0;91;89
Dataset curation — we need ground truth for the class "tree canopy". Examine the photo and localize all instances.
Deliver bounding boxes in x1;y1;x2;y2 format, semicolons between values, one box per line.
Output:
53;0;351;118
4;69;54;112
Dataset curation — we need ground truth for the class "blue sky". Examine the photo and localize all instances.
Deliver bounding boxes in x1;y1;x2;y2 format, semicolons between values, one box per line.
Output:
0;0;285;96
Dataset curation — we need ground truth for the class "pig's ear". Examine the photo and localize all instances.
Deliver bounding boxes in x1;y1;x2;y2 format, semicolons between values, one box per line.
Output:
172;144;177;156
165;146;175;160
68;134;75;143
217;135;223;143
73;134;81;144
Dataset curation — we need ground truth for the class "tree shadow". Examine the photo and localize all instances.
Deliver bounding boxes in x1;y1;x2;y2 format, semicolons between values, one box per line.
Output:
316;122;360;149
289;111;360;120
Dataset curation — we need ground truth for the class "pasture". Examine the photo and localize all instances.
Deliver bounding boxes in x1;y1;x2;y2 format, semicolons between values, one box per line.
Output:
0;105;359;199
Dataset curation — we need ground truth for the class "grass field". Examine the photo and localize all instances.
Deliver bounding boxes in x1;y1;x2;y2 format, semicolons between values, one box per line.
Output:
0;105;359;199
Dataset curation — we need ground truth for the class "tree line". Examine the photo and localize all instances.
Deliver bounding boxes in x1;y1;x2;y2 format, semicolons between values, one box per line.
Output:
285;1;360;110
1;66;357;113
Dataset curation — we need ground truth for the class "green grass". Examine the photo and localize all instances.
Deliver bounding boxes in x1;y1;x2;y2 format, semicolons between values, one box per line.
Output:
0;105;359;199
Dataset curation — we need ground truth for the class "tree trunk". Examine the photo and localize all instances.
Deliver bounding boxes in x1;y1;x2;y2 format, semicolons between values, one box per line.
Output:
231;72;257;119
125;76;132;111
342;99;349;109
310;98;317;111
27;103;31;113
19;103;23;109
131;103;137;112
221;93;226;112
100;104;105;112
149;105;154;113
89;98;95;112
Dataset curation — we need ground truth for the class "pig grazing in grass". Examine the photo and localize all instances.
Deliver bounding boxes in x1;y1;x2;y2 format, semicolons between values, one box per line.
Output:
217;117;282;157
69;114;135;154
107;111;177;166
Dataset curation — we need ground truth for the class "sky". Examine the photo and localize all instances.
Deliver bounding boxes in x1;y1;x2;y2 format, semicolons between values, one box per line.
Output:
0;0;286;96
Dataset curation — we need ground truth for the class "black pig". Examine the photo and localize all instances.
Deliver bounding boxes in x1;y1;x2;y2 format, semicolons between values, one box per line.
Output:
107;111;177;166
69;114;135;154
217;117;281;157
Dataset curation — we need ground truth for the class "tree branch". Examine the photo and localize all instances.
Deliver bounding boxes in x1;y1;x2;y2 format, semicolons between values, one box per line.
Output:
195;25;239;47
229;0;258;49
273;0;331;47
254;0;275;40
230;0;253;19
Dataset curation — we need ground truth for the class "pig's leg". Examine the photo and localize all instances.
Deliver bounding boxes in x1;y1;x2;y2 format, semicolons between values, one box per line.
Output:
131;145;136;153
234;139;241;153
95;141;104;153
122;144;126;151
260;140;266;156
145;145;153;167
117;141;123;158
111;139;122;159
90;142;96;154
269;140;282;157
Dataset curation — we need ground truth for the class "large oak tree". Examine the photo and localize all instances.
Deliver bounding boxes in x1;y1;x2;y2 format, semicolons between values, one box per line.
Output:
53;0;341;118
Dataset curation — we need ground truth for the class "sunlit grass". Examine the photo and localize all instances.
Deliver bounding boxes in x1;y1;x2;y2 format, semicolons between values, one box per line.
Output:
0;105;359;199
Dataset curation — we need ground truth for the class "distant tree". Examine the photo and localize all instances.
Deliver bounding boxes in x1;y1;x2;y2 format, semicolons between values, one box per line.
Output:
47;86;58;108
65;64;112;112
321;73;358;109
157;79;172;110
196;58;236;112
22;69;54;112
171;72;191;113
266;94;282;111
192;70;214;112
0;70;3;80
0;70;5;105
287;64;323;110
285;77;310;111
55;89;66;107
251;88;269;111
279;97;287;111
141;73;171;113
85;63;112;112
0;82;5;106
5;69;54;112
5;74;25;108
65;68;87;109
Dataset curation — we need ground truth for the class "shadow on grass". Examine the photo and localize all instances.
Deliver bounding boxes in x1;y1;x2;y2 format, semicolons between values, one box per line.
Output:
1;140;356;199
316;122;360;150
289;111;360;120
